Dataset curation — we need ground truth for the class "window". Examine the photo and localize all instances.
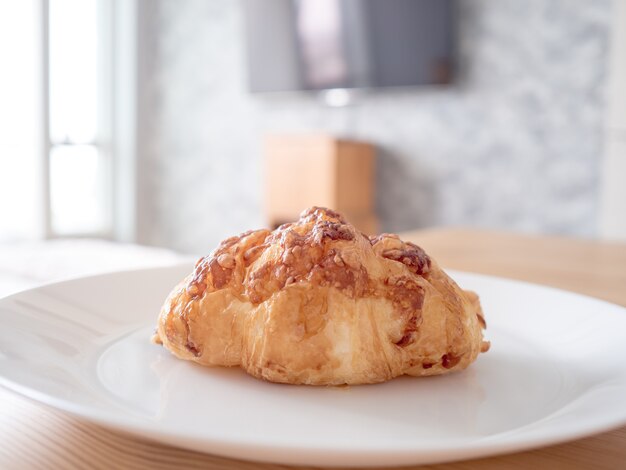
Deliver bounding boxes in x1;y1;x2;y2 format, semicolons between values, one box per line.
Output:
48;0;111;236
0;0;127;242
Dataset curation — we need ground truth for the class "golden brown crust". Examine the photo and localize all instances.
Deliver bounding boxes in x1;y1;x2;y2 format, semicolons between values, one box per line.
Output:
154;207;488;385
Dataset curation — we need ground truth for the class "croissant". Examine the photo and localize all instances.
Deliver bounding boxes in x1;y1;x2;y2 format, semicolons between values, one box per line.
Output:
153;207;489;385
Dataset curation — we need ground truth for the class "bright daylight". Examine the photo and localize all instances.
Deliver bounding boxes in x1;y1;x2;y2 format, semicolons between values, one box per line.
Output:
0;1;625;469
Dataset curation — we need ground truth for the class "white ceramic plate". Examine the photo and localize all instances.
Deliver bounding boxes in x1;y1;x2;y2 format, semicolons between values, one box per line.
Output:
1;265;626;467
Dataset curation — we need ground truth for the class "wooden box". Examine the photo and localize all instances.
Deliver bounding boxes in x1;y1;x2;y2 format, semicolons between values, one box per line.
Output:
264;134;378;234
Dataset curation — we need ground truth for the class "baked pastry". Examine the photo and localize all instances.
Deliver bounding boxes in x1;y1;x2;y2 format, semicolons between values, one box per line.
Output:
153;207;489;385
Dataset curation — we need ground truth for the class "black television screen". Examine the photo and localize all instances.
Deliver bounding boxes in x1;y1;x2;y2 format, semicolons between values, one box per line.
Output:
243;0;454;93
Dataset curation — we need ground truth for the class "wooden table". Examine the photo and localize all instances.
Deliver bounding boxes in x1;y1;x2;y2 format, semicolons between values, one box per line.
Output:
2;229;626;469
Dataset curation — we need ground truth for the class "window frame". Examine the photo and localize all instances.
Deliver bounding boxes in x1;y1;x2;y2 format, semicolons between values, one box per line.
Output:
39;0;138;242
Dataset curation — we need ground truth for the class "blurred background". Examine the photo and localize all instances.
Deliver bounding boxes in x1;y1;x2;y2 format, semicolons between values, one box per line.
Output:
1;0;625;262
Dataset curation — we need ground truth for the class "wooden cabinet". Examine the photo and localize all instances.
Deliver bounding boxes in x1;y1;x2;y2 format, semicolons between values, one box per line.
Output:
264;134;378;234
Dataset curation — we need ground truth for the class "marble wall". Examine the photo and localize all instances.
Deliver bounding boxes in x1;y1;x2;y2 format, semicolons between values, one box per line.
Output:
137;0;612;254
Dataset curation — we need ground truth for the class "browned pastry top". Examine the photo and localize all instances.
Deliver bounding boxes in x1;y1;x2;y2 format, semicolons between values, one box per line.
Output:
185;207;443;349
155;206;488;384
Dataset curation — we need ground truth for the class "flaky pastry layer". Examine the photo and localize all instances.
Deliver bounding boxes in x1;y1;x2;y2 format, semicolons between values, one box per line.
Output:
153;207;489;385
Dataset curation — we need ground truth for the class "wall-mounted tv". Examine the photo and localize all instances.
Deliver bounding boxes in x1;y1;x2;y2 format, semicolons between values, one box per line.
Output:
243;0;454;93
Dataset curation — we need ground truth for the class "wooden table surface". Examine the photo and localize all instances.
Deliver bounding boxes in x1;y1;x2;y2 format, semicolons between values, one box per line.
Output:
2;229;626;470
